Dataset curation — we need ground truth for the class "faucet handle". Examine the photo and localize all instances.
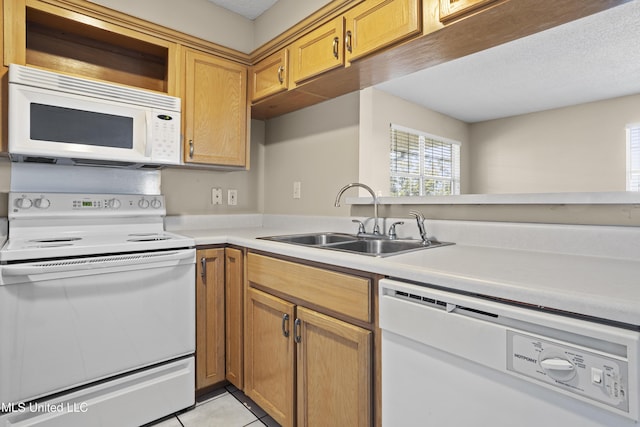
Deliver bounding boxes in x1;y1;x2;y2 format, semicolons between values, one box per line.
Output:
351;219;366;235
388;221;404;240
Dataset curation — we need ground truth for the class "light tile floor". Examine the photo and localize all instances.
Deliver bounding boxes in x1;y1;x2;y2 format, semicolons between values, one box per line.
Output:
149;385;280;427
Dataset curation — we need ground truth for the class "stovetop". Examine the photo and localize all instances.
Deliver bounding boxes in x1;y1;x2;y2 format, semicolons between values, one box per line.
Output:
1;193;194;262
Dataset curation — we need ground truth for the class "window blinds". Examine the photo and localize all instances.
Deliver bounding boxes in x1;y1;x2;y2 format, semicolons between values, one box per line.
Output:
627;125;640;191
390;125;460;196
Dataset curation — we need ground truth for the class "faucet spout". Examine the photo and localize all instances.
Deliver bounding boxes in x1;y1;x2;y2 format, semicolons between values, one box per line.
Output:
334;183;380;235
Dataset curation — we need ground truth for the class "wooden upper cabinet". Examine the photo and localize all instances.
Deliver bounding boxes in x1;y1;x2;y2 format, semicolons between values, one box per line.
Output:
439;0;500;22
250;49;288;103
289;17;345;85
4;0;177;94
344;0;421;64
183;48;249;167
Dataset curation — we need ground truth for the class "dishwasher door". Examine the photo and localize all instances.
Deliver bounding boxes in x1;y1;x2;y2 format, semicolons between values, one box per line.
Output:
379;279;640;427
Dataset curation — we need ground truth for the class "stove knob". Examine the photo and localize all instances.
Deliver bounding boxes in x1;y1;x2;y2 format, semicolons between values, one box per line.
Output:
138;198;150;209
34;197;51;209
150;198;162;209
107;198;121;209
15;197;33;209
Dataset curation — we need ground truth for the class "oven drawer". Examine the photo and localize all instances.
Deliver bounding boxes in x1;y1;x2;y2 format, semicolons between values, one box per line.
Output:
0;357;194;427
0;249;196;404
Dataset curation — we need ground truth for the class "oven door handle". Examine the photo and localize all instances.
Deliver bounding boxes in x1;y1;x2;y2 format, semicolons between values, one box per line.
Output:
1;249;195;278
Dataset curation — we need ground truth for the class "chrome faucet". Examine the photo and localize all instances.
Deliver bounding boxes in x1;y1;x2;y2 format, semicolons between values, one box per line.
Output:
334;183;380;235
409;210;431;245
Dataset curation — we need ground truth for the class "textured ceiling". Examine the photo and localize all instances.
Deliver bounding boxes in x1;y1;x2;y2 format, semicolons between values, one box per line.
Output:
375;1;640;122
207;0;278;20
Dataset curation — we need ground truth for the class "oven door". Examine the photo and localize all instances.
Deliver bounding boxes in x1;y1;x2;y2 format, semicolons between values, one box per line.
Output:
0;248;195;404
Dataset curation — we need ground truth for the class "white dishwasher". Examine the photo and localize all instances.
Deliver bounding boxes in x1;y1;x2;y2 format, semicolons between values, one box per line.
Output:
379;279;640;427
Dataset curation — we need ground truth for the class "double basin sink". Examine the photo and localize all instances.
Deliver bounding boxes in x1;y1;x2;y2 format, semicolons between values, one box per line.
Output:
259;232;452;257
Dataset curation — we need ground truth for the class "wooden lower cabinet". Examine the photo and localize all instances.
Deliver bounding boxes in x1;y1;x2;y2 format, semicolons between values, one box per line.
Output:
245;288;296;425
296;306;371;426
245;253;373;427
225;247;244;389
195;248;226;391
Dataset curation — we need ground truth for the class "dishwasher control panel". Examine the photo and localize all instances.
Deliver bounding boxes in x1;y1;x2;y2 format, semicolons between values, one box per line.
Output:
507;331;629;413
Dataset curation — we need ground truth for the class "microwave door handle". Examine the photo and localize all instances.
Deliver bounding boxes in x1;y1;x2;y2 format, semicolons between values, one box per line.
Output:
144;110;153;157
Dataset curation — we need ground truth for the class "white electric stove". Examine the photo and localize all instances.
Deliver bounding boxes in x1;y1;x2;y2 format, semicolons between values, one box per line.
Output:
0;193;196;427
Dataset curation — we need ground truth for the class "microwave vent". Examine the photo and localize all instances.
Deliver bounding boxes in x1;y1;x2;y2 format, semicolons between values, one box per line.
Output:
9;64;180;112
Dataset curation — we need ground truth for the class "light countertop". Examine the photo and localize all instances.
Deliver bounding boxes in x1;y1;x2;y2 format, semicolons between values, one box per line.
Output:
166;215;640;327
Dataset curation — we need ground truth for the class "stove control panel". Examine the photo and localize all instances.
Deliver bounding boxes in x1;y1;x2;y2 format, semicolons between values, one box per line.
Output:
10;193;165;218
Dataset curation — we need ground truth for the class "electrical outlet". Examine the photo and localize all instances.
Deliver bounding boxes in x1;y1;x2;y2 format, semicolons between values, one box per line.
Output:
293;181;301;199
228;189;237;206
212;188;223;205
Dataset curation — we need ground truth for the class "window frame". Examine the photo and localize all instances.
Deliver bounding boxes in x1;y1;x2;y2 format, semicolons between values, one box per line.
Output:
626;123;640;191
389;124;461;197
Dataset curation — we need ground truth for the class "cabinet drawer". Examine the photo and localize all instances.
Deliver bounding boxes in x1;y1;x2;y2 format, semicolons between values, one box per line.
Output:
247;253;371;323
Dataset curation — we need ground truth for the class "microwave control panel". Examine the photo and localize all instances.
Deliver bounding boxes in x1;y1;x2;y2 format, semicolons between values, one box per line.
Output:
149;110;181;164
507;331;629;413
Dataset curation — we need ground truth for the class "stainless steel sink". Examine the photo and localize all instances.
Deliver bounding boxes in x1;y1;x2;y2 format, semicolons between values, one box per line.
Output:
259;232;452;257
328;239;451;256
261;232;359;245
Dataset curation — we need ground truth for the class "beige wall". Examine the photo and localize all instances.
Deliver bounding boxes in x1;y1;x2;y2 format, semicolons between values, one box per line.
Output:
254;0;333;49
161;120;265;215
0;157;10;192
0;157;10;215
87;0;255;53
88;0;333;53
359;88;470;196
263;92;360;216
468;93;640;194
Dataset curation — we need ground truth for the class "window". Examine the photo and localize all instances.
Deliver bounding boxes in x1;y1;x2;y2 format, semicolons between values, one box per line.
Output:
627;124;640;191
390;124;460;196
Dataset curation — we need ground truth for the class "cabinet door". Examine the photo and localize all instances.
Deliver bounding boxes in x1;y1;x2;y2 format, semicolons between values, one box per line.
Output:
245;288;295;427
183;48;248;167
344;0;421;64
250;49;288;102
195;248;226;391
439;0;499;22
224;247;244;389
296;306;372;427
289;16;344;85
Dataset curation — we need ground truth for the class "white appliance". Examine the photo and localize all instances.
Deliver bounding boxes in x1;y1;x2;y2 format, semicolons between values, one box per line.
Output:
8;64;181;168
0;193;196;427
380;278;640;427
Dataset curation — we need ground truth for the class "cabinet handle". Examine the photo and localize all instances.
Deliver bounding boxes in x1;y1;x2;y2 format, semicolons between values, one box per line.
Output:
332;36;339;59
189;140;194;158
294;318;302;343
345;30;353;53
200;257;206;282
281;313;290;337
277;65;285;84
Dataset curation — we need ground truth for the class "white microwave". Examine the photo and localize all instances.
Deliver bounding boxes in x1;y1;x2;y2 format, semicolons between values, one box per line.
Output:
8;64;182;168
